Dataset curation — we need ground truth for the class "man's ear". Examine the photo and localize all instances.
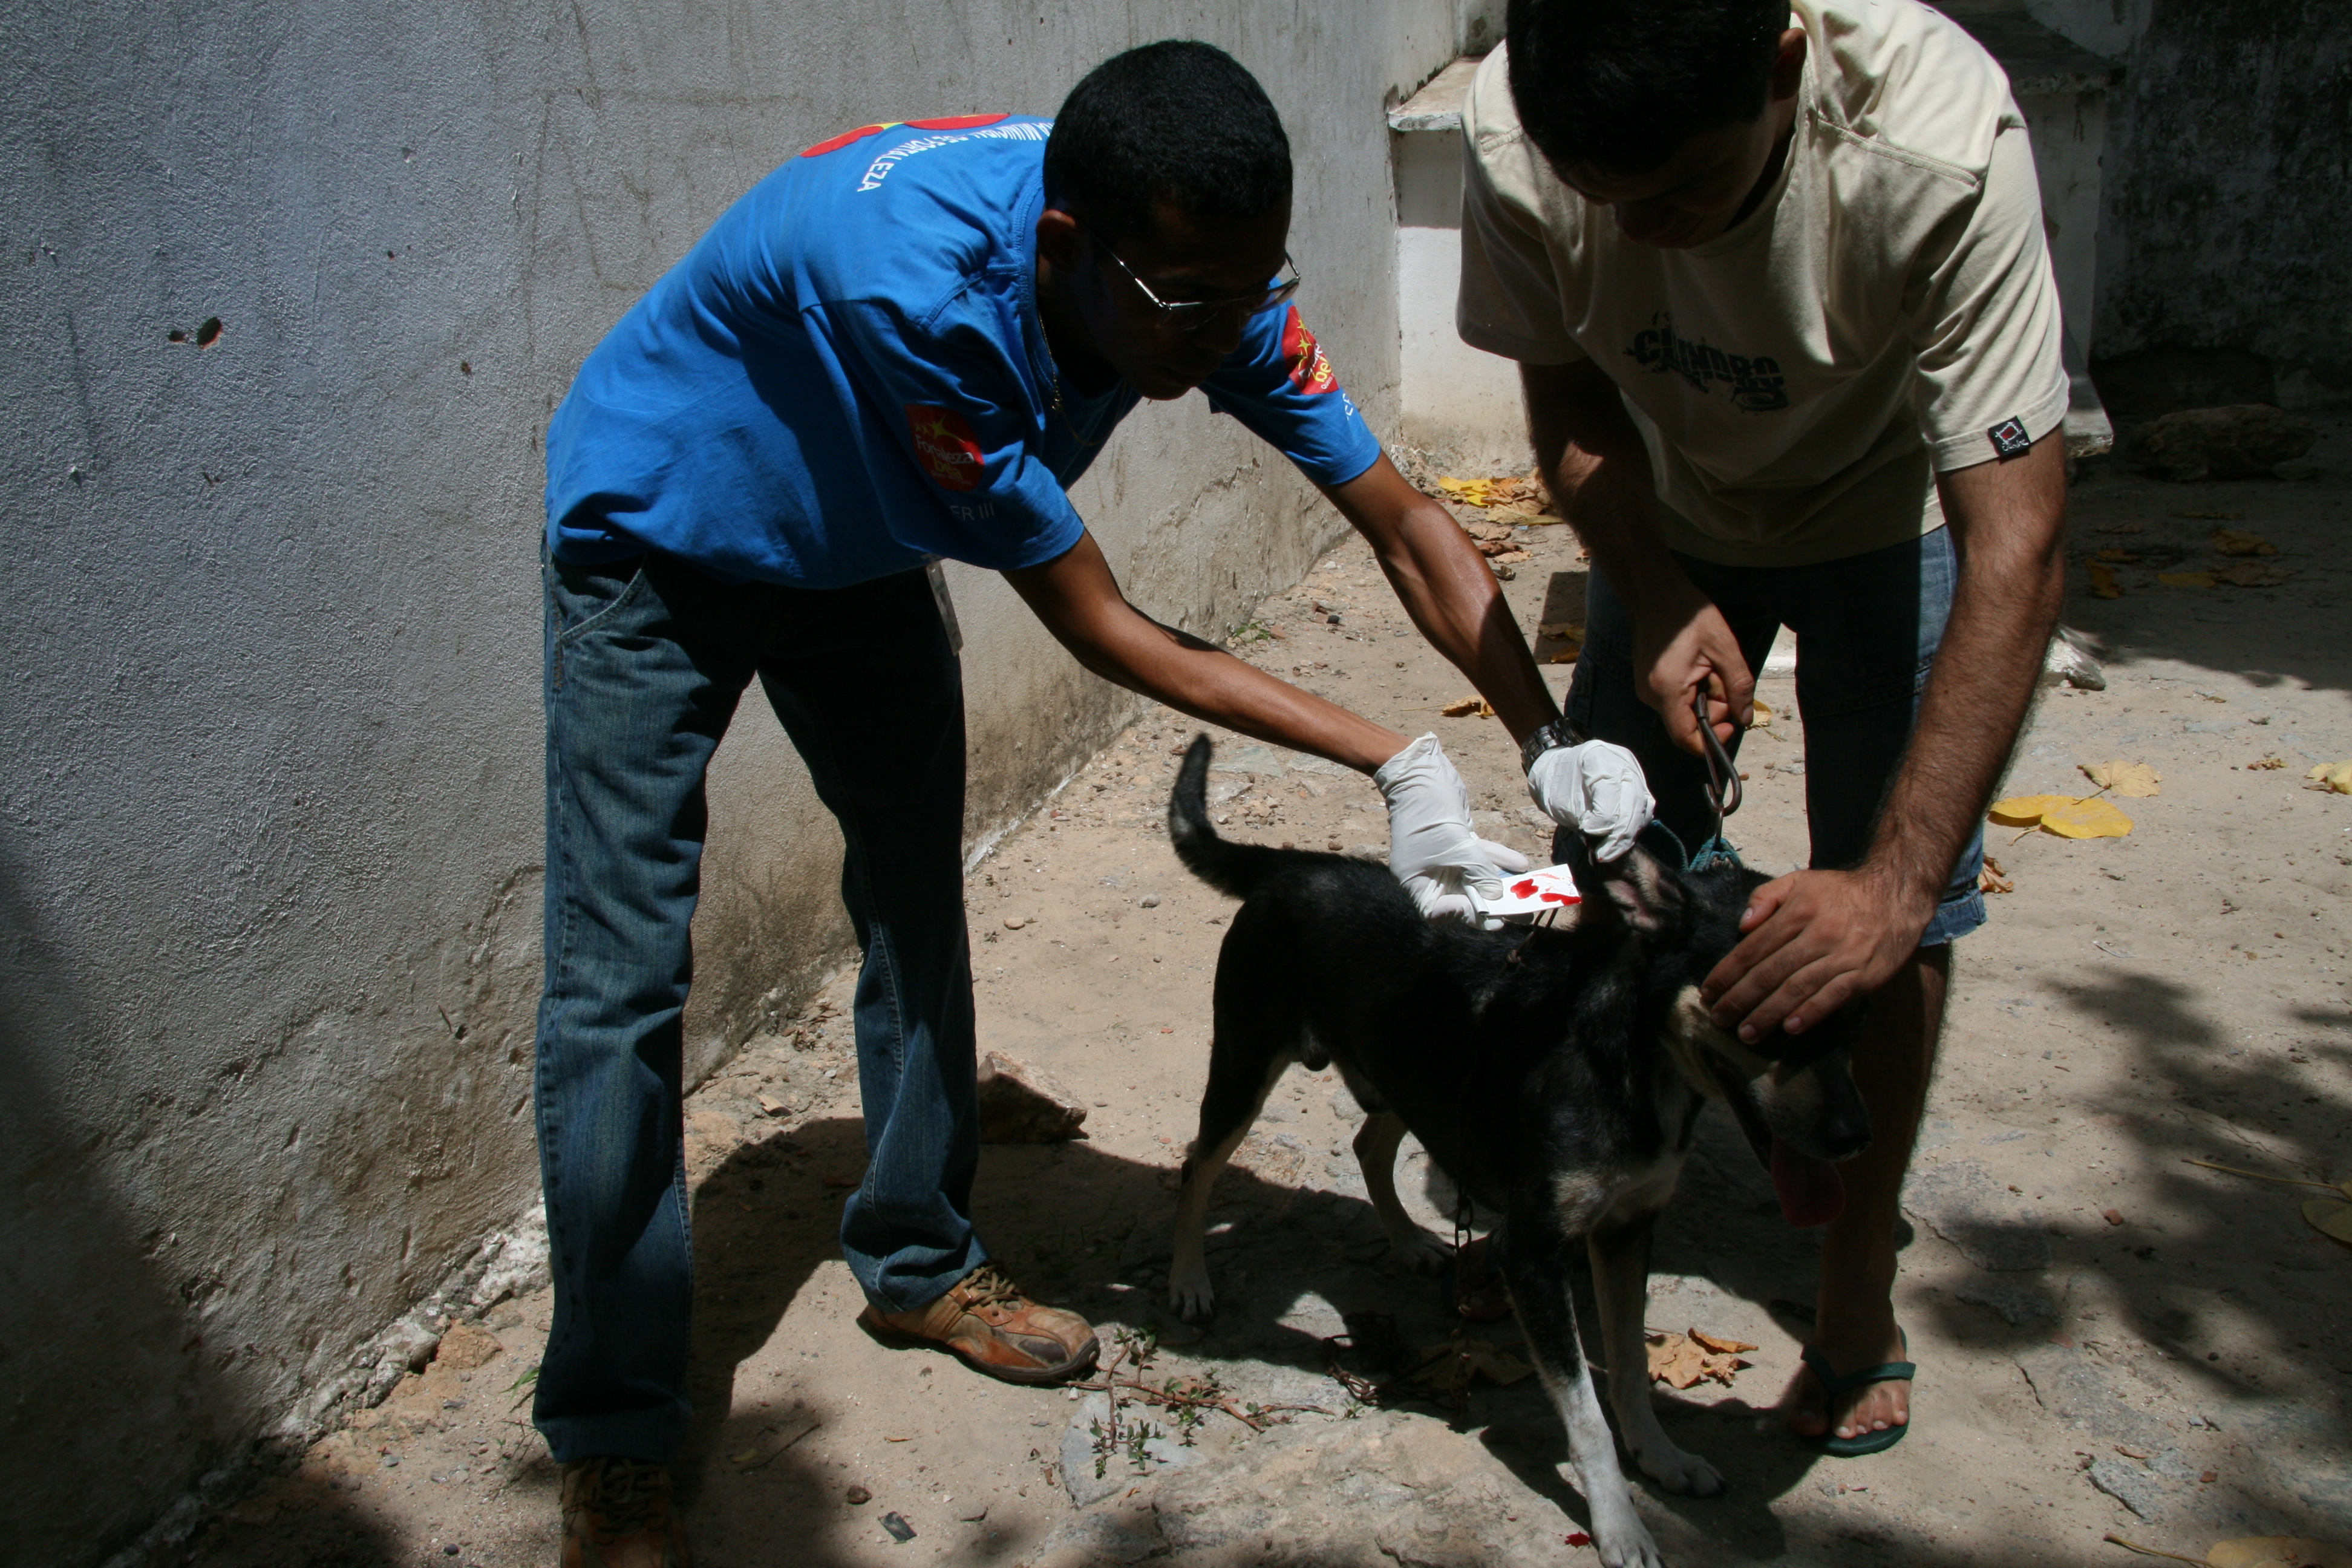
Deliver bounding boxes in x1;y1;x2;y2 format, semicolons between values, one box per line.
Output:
1769;27;1808;103
1036;205;1085;273
1581;841;1685;935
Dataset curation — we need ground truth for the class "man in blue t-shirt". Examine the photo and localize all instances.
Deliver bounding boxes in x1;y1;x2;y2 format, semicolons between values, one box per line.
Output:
536;42;1650;1561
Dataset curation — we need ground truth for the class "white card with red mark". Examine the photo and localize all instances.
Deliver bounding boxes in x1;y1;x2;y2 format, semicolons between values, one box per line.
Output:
1481;863;1581;918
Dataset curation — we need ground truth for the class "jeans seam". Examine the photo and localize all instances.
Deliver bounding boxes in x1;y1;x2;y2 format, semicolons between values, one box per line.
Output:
783;696;922;1302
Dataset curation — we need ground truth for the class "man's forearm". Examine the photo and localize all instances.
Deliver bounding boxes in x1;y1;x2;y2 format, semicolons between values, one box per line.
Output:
1324;458;1557;746
1523;360;1754;750
1004;532;1408;773
1864;443;2068;907
1367;502;1558;743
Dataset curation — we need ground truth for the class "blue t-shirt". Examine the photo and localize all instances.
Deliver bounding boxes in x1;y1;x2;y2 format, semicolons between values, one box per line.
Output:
545;113;1383;589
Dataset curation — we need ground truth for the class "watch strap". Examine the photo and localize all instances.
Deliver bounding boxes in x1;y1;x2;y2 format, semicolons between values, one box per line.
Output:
1520;716;1587;774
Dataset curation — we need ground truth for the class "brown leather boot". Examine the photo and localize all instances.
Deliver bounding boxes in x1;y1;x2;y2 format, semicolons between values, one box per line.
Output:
560;1456;691;1568
857;1263;1099;1385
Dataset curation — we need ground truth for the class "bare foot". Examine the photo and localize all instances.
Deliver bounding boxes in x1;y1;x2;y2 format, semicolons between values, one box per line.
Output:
1780;1322;1909;1442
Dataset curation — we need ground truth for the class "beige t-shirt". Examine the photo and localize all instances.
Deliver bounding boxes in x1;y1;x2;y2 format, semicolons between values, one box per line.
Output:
1459;0;2069;567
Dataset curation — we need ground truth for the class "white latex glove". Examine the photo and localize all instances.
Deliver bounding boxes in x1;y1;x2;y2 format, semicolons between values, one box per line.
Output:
1374;733;1532;925
1526;739;1655;863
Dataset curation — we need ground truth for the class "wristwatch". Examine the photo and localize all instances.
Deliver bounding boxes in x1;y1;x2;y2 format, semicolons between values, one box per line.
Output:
1520;715;1588;774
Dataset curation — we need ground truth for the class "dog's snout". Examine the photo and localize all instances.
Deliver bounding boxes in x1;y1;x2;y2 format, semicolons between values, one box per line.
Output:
1819;1103;1872;1162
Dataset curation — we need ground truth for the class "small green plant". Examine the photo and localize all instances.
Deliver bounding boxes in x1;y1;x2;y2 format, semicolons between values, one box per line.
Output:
504;1364;540;1413
1227;621;1273;646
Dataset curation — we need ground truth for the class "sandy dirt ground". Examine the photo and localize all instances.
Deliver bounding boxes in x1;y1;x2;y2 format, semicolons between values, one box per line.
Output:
189;422;2350;1568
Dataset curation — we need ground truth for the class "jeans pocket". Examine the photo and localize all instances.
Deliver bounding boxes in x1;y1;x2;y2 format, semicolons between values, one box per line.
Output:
547;558;650;691
550;558;651;647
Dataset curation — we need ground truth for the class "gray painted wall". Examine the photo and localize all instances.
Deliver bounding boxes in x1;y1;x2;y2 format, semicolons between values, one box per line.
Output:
2025;0;2352;407
0;2;1488;1558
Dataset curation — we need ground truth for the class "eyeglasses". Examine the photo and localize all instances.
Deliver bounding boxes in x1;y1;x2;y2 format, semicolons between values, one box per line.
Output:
1087;227;1302;332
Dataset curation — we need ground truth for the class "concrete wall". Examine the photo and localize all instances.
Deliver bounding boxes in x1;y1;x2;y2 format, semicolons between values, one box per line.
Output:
1391;59;1537;474
2023;0;2352;409
0;2;1488;1558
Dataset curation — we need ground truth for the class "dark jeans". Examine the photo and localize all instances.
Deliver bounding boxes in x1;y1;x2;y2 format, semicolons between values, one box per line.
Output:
532;552;984;1465
1560;527;1985;946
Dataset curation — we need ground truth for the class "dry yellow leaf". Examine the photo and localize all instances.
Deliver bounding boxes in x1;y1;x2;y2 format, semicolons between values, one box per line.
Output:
1536;621;1583;638
2249;756;2287;771
1644;1330;1752;1390
1979;857;2014;894
1440;696;1495;718
2214;562;2295;587
1752;699;1774;727
1990;794;2081;826
2095;548;2140;563
2210;529;2278;556
2159;571;2217;589
2308;761;2352;794
2305;1198;2352;1247
2082;760;2162;797
1688;1328;1759;1356
2207;1538;2352;1568
2041;797;2135;838
2088;561;2123;599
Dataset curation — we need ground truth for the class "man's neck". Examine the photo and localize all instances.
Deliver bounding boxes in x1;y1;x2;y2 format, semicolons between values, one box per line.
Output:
1033;257;1120;398
1726;120;1798;234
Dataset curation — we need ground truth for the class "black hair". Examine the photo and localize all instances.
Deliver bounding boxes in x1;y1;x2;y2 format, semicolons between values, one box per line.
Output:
1045;41;1292;247
1506;0;1786;175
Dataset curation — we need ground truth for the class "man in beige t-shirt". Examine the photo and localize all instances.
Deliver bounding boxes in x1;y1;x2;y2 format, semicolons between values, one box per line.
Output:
1463;0;2069;1459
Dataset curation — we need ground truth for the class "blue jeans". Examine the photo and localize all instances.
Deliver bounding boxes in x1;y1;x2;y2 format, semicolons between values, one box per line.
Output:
532;552;986;1465
1561;527;1985;947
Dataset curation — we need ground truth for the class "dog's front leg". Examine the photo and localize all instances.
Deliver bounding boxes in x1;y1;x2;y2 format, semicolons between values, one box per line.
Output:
1503;1221;1665;1568
1353;1112;1449;1274
1589;1205;1724;1497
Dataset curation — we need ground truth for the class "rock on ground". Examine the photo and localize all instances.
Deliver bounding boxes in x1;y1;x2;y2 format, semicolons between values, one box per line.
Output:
2125;403;2316;479
976;1050;1089;1142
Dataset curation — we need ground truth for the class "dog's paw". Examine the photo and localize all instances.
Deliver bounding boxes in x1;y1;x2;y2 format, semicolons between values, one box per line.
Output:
1593;1523;1670;1568
1387;1229;1452;1276
1167;1266;1216;1325
1633;1440;1724;1498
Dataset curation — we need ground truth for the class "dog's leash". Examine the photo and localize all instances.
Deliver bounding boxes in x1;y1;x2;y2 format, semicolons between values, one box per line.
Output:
1685;687;1745;872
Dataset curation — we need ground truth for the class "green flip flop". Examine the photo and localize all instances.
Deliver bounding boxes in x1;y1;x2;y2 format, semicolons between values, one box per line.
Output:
1800;1341;1915;1457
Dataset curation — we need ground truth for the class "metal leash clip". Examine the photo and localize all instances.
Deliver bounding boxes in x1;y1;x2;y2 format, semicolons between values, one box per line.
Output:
1693;685;1743;846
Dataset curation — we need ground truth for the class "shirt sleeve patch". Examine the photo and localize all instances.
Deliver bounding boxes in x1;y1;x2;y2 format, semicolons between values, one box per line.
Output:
1988;416;2033;460
1281;306;1339;395
906;405;985;491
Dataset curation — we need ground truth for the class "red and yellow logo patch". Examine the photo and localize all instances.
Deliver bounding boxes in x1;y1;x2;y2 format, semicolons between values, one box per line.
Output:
906;405;984;492
801;113;1010;158
1281;306;1338;396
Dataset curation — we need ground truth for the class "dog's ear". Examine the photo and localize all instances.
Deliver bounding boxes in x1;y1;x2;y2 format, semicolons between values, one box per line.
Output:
1579;841;1686;935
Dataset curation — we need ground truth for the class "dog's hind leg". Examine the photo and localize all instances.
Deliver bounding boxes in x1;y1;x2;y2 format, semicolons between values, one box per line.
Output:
1352;1112;1450;1275
1167;1024;1292;1325
1504;1211;1664;1568
1590;1202;1724;1497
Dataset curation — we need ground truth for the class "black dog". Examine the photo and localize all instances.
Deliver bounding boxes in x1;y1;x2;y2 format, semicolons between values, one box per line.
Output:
1163;737;1869;1568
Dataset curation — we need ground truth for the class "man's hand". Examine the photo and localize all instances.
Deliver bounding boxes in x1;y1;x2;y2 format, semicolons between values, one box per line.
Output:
1526;739;1653;861
1700;869;1936;1042
1376;733;1530;924
1633;584;1755;756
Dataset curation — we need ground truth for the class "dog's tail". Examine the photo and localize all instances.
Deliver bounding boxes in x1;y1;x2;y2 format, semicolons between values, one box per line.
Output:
1168;735;1288;901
